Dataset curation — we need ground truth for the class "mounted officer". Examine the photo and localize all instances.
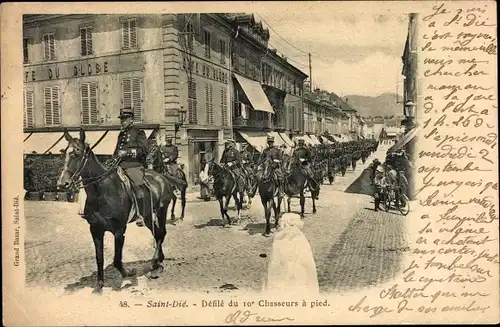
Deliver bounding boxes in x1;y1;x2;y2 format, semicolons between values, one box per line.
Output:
220;139;243;182
240;142;254;183
114;107;152;227
293;138;318;196
162;135;181;197
257;136;284;194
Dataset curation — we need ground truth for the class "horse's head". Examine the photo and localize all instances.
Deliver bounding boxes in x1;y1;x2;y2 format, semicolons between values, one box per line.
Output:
57;128;90;191
206;159;219;177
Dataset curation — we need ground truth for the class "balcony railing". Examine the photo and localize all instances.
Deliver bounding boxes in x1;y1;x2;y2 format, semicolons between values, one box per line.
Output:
232;117;273;129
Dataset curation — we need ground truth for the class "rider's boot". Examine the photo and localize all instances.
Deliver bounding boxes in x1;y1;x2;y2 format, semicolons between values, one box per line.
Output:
134;187;146;227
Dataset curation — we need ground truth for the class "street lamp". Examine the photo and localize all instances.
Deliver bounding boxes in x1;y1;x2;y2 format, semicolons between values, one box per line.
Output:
175;106;187;133
405;101;415;118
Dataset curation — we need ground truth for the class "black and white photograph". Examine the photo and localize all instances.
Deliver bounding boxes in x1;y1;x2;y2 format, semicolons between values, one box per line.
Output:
3;1;498;325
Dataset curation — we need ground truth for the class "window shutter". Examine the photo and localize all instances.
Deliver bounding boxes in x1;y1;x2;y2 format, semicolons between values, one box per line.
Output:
81;83;90;124
52;86;60;124
23;90;27;128
80;28;87;56
221;88;227;126
44;34;50;60
49;34;55;60
122;21;130;49
44;87;53;125
122;78;132;109
132;78;142;121
130;19;138;48
90;83;98;123
188;79;197;124
86;27;93;55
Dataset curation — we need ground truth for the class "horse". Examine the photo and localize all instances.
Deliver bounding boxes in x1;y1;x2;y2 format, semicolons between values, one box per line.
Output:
282;156;311;218
240;161;257;208
56;128;185;292
206;160;246;226
258;159;283;236
146;145;188;222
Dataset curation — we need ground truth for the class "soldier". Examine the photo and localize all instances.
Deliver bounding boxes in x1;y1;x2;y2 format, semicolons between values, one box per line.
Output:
162;135;181;197
114;107;152;227
373;165;387;211
220;139;243;182
293;139;318;196
257;136;284;194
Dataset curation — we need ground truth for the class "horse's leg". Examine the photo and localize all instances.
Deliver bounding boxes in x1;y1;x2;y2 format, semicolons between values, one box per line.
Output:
180;188;186;220
150;204;168;279
312;192;317;214
170;195;177;221
272;194;281;231
90;224;105;292
262;198;271;236
299;191;305;218
237;192;244;223
287;195;291;213
224;195;232;226
218;198;226;227
113;228;136;280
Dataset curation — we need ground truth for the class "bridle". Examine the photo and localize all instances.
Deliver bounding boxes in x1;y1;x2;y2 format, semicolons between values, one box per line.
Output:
62;145;119;191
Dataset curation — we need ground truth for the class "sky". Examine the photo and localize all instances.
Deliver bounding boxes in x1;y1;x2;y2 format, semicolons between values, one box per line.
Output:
257;10;409;97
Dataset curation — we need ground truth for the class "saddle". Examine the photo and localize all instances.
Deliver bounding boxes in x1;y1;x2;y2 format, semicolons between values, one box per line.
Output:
117;167;158;226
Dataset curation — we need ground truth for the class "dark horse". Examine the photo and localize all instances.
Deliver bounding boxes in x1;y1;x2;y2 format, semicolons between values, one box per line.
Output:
206;161;246;226
57;129;185;292
258;159;282;236
146;144;188;222
327;157;338;185
283;156;313;218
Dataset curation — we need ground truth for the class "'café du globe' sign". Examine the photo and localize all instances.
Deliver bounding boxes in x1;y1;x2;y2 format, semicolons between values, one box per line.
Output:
24;55;143;82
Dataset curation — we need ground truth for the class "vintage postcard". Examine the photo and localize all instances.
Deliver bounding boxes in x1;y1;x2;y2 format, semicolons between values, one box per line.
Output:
1;1;498;325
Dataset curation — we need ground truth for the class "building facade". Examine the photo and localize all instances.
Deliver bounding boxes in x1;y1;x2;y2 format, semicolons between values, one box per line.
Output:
401;13;418;132
23;13;309;184
23;14;165;142
226;14;308;152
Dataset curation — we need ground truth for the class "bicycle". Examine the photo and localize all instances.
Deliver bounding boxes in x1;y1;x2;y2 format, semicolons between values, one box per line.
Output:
382;185;410;216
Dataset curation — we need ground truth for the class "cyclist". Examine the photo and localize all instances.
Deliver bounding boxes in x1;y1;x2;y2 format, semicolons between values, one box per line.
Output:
395;170;409;207
373;165;387;211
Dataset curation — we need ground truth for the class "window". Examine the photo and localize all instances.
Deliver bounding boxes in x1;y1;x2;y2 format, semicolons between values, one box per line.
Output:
122;18;138;50
121;77;142;121
23;89;34;128
205;84;213;124
221;88;228;126
23;38;29;64
188;79;197;124
44;86;60;125
203;29;211;58
80;26;93;56
186;22;194;50
219;39;226;64
43;33;56;61
81;82;99;125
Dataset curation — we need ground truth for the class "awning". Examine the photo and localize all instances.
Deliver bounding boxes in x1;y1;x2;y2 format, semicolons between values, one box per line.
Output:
237;131;268;152
24;132;64;154
279;132;294;148
340;134;350;143
308;135;322;145
234;73;274;114
388;127;419;153
267;131;286;147
91;131;121;155
331;134;342;142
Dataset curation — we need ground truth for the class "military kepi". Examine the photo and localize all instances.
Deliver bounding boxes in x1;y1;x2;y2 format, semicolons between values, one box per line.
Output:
119;107;134;119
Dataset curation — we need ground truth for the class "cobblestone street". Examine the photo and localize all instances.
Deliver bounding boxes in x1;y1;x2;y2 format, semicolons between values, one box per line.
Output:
24;145;409;295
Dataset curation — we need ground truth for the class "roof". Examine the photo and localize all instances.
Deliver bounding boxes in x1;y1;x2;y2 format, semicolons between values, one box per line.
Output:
329;92;357;113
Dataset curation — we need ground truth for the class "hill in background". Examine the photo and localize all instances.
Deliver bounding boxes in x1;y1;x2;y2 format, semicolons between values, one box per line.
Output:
343;93;404;118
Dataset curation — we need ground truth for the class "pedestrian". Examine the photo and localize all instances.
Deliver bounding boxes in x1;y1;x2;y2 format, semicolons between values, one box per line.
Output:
262;212;320;296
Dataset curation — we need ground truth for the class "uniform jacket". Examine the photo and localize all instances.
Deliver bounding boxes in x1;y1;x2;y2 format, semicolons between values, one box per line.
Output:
163;144;179;163
241;149;253;163
260;145;282;163
373;175;387;189
114;125;148;169
293;146;312;162
220;147;241;165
